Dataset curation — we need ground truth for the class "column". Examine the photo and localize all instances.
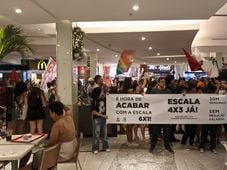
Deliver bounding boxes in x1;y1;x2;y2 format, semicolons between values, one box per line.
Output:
56;21;74;107
88;52;97;78
98;63;104;76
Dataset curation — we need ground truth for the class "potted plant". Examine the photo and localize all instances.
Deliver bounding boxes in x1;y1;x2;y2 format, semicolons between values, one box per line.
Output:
0;25;33;61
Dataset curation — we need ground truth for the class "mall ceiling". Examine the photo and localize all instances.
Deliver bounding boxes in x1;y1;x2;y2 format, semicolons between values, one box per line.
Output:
0;0;227;65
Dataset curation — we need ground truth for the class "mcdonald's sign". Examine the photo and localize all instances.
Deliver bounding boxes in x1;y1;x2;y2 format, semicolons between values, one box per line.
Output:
37;60;47;70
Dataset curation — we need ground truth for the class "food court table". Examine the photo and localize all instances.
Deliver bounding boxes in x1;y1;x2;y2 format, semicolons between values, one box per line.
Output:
0;144;34;170
0;134;48;170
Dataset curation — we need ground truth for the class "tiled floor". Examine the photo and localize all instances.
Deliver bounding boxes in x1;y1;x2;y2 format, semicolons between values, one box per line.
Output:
3;134;226;170
59;134;226;170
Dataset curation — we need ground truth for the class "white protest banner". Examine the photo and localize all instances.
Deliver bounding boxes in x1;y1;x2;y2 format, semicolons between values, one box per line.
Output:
40;57;57;90
106;94;227;124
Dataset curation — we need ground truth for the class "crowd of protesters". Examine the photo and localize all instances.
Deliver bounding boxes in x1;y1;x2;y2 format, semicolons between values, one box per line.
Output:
0;68;226;156
87;69;227;154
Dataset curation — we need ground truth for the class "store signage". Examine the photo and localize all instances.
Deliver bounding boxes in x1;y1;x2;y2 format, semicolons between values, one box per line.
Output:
37;60;47;70
40;58;57;90
107;94;227;124
148;65;173;73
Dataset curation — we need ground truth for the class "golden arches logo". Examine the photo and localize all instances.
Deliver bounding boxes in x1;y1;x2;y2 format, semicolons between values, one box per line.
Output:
37;60;47;70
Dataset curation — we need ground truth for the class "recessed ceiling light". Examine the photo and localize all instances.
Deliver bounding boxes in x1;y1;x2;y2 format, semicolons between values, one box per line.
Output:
141;36;146;41
15;8;22;14
96;48;100;52
35;28;42;31
174;61;177;63
148;46;152;50
166;58;169;61
132;5;139;11
115;54;118;57
157;53;160;56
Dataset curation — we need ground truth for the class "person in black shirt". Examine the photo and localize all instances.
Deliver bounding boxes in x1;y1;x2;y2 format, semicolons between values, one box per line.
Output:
91;86;110;154
147;77;174;153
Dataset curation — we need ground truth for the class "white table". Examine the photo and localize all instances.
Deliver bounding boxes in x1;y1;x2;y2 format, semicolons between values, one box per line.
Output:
0;134;48;169
0;144;34;170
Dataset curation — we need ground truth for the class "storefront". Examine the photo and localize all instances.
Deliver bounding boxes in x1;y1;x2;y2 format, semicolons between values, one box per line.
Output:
0;64;29;81
147;64;175;78
26;59;48;83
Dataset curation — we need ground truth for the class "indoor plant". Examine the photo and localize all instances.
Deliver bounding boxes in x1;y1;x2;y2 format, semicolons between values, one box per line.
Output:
0;25;33;61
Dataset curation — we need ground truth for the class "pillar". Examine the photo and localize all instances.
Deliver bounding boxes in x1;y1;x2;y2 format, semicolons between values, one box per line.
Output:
56;21;74;108
98;63;104;76
88;52;97;78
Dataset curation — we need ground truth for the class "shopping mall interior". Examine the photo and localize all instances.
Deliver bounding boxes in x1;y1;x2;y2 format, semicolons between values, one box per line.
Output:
0;1;227;170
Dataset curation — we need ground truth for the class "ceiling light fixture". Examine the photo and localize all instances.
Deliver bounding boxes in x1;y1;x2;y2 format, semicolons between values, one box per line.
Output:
174;61;177;63
15;8;22;14
132;4;139;11
157;53;160;56
166;58;169;60
141;36;146;41
35;28;42;31
96;48;100;52
115;54;118;57
148;47;152;50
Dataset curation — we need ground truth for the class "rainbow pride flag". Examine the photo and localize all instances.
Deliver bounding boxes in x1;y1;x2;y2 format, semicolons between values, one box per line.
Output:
116;50;134;75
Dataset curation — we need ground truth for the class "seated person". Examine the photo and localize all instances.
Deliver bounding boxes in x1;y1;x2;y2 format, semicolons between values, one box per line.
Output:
48;101;77;161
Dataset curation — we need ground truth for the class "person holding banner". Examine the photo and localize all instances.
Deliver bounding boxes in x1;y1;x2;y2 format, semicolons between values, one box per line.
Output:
120;77;138;146
91;75;110;154
147;77;174;153
180;85;197;148
218;69;227;140
199;79;218;154
91;86;110;154
133;79;146;143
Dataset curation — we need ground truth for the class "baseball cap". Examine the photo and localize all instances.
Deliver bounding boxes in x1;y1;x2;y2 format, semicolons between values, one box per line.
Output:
88;77;94;82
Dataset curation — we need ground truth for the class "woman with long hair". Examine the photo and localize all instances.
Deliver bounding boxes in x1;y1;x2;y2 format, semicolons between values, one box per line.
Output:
27;86;47;133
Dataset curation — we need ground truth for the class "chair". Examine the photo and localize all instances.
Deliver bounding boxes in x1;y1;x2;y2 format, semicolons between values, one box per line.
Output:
19;151;32;169
0;162;8;170
39;143;61;170
19;163;33;170
74;132;83;170
222;141;227;170
19;144;61;170
59;132;84;170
